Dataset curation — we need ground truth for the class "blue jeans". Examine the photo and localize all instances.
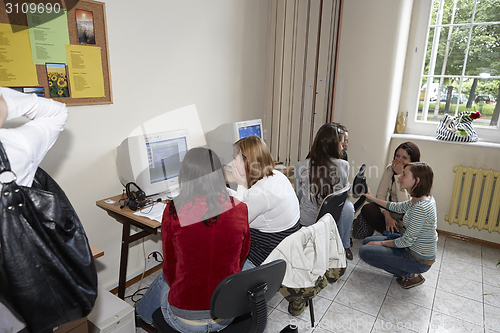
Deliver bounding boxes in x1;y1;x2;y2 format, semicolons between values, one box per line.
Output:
358;236;432;278
338;199;355;249
135;274;233;332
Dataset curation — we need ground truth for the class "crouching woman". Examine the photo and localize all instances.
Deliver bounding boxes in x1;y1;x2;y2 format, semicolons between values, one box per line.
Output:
359;162;437;289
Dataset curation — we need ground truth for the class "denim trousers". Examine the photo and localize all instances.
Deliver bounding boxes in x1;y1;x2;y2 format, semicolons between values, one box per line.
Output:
358;235;432;278
135;273;233;332
338;199;355;249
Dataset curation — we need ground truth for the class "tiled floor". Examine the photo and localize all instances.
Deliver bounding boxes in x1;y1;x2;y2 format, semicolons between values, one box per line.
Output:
127;235;500;333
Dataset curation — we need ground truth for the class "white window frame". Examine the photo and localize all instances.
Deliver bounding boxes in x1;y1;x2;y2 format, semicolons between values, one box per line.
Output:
402;0;500;144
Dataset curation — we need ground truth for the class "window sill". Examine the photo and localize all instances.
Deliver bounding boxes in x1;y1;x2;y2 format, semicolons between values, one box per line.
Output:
391;133;500;149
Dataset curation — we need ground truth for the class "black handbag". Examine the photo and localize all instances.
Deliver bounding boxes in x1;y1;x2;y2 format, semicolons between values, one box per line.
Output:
0;142;98;332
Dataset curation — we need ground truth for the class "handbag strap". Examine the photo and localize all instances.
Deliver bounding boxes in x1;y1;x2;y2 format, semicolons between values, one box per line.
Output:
0;142;12;173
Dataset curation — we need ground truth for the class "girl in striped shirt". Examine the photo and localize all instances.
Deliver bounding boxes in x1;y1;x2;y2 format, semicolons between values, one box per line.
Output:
359;162;437;289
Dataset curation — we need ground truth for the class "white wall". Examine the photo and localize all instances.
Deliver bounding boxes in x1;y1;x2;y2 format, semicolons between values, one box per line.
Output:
334;0;414;187
39;0;272;289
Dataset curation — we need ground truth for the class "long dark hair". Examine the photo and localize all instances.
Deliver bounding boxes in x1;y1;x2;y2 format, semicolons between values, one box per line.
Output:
169;147;230;226
309;123;344;204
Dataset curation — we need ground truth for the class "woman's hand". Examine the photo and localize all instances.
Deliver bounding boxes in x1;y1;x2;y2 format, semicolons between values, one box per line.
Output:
391;159;404;175
362;187;375;201
232;154;247;186
385;216;399;233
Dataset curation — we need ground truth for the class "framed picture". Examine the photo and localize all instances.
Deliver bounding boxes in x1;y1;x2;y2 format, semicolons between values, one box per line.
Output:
76;9;95;44
46;63;70;98
23;87;45;97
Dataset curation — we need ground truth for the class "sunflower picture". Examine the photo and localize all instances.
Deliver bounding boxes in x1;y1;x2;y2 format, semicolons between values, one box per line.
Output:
46;63;70;98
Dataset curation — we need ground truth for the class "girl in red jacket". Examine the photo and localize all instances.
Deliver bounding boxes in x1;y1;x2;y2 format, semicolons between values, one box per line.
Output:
136;147;251;332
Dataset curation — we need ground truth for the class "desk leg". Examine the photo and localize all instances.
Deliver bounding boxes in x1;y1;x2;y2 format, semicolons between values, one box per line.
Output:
118;219;131;299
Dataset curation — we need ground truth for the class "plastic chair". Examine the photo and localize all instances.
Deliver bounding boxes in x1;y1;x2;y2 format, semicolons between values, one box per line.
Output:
305;184;350;326
152;259;286;333
314;184;351;223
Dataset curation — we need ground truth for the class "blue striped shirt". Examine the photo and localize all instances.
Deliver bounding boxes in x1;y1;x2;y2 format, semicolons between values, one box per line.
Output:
388;196;438;260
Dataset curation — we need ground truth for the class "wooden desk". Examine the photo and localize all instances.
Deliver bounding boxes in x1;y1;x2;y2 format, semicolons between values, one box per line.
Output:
90;245;104;259
96;194;162;299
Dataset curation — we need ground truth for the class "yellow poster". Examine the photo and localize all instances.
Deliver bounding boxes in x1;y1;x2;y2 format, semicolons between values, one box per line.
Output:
0;24;38;87
66;44;104;98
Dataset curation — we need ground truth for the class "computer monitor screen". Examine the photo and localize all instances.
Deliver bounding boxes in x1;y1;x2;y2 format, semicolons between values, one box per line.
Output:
238;124;262;139
116;129;190;197
206;119;263;165
147;136;187;184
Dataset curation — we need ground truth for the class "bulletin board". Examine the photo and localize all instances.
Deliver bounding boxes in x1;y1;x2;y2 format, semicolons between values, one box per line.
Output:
0;0;112;106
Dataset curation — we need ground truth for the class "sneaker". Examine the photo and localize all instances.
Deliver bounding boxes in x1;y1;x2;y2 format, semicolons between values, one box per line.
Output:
396;274;425;289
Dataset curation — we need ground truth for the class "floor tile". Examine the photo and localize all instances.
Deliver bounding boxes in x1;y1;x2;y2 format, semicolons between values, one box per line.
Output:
483;265;500;288
484;303;500;333
347;265;393;295
483;282;500;308
311;327;334;333
433;289;483;327
377;295;432;333
371;318;419;333
340;260;356;281
264;308;313;333
319;302;375;333
440;256;482;283
334;279;386;316
428;311;484;333
437;271;483;302
387;278;436;309
482;246;500;270
442;238;482;266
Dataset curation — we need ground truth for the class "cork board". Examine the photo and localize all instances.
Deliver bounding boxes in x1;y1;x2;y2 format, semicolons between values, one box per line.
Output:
0;0;112;105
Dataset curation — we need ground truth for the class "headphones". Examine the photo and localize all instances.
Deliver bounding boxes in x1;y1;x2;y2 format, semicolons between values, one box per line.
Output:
122;182;148;211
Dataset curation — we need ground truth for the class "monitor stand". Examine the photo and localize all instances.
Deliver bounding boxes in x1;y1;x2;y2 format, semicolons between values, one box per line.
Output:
148;188;180;202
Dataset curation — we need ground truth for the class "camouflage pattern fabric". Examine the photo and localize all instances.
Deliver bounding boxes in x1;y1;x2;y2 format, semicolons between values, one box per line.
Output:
279;266;347;316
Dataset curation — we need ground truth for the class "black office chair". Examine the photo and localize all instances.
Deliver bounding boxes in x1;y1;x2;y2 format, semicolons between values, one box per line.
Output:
352;164;368;212
314;184;351;223
152;259;286;333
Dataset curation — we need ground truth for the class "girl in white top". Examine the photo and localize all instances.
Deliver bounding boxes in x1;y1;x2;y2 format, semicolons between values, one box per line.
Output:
230;136;300;266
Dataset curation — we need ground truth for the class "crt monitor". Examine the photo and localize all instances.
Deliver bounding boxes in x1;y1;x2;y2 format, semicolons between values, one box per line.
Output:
116;129;190;197
206;119;263;165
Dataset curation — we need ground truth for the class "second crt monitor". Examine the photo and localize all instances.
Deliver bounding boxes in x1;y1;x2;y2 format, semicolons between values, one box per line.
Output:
206;119;263;165
116;129;190;198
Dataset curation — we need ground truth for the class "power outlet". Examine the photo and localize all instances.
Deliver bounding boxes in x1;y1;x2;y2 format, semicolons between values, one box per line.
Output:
145;254;159;271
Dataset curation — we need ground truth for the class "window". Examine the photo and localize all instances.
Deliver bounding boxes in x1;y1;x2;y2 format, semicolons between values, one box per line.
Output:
405;0;500;142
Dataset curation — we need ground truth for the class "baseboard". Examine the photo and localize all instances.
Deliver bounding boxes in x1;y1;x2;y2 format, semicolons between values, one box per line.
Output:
437;229;500;250
109;263;162;295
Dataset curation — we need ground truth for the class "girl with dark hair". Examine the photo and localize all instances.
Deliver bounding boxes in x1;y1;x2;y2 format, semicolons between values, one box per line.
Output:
136;147;250;332
359;162;437;289
360;142;421;235
294;123;355;260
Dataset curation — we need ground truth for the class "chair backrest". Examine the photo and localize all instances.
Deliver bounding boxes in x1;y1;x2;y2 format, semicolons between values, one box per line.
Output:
314;184;351;223
210;259;286;319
